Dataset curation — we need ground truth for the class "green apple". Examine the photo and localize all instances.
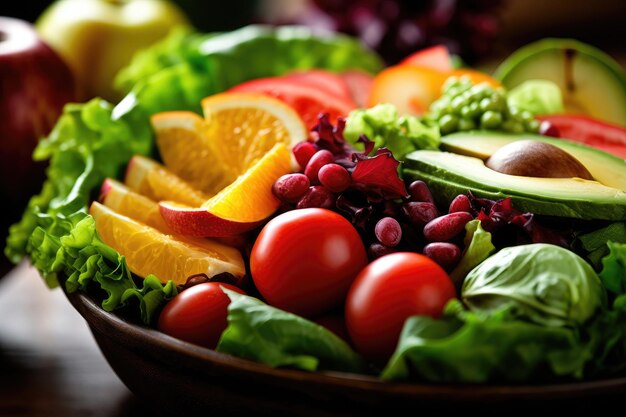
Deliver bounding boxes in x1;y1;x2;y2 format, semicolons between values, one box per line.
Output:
36;0;190;101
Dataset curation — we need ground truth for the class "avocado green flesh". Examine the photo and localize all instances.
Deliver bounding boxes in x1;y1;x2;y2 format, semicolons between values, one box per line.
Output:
440;131;626;191
495;39;626;126
404;151;626;220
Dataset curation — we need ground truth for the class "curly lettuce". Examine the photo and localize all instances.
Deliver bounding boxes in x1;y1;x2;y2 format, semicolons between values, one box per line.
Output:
344;104;440;160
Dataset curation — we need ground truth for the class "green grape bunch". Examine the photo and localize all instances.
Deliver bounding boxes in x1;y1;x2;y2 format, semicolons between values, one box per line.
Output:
429;76;541;135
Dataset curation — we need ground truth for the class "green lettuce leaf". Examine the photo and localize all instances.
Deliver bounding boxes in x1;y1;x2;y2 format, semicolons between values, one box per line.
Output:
4;98;177;324
599;241;626;294
507;80;564;115
578;223;626;269
381;300;592;383
344;104;440;160
217;290;363;373
116;25;384;116
450;220;495;285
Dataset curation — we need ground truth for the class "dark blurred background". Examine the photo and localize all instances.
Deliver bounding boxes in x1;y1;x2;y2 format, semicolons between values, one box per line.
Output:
3;0;626;66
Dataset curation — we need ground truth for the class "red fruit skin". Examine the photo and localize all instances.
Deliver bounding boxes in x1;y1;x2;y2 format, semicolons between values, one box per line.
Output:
158;283;245;349
423;212;474;242
346;252;456;361
250;208;368;318
159;202;263;238
0;17;75;252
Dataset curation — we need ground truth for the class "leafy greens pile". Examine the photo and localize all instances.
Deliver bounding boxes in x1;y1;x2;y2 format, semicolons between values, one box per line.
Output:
6;25;383;325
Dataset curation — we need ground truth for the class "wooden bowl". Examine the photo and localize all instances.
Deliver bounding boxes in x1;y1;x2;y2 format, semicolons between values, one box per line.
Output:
65;290;626;416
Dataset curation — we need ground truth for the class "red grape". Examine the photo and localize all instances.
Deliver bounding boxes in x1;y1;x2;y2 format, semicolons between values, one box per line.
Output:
374;217;402;247
318;163;352;193
272;174;310;203
304;150;334;184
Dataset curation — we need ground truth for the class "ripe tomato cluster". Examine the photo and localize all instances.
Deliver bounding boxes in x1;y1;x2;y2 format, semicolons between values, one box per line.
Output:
159;207;456;361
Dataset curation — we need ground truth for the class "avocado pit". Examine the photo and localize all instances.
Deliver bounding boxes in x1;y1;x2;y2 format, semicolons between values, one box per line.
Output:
486;140;594;180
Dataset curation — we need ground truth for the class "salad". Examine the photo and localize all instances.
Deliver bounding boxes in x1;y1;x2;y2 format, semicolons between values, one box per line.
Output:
7;25;626;384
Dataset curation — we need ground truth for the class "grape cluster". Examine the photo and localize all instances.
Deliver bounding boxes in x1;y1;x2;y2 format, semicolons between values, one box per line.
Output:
273;142;479;271
429;76;541;135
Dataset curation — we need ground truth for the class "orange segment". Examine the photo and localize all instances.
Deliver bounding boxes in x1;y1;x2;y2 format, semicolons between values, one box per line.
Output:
101;178;174;233
202;143;292;223
201;93;306;177
151;112;230;195
124;155;209;207
89;202;246;284
152;93;306;198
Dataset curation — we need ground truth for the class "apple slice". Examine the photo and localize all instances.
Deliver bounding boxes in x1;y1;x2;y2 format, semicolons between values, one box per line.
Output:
124;155;209;207
160;143;292;237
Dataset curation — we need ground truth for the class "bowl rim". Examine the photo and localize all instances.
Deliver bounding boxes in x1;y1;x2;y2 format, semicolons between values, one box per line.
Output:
65;288;626;399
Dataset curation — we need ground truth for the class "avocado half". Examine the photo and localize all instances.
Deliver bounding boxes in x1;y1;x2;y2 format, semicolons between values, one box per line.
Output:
404;131;626;220
495;39;626;126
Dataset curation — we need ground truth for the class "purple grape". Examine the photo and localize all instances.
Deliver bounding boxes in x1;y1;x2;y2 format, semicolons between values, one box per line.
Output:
423;242;462;269
448;194;471;213
368;242;395;259
423;212;473;242
318;163;352;193
304;150;334;184
297;186;335;209
402;202;438;228
272;174;310;203
293;142;318;169
408;180;434;203
375;217;402;247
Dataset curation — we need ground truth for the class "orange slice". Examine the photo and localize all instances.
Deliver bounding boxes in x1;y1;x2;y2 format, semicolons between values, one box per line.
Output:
124;155;209;207
368;65;448;115
89;202;246;284
152;93;306;197
100;178;174;233
159;143;292;237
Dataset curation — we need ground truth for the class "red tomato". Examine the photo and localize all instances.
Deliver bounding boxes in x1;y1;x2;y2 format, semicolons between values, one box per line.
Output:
250;208;368;318
537;114;626;158
401;45;453;72
345;253;456;361
158;282;244;349
229;77;357;128
285;70;354;102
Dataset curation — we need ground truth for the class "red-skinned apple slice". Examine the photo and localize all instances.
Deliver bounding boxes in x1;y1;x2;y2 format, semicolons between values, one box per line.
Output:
159;143;292;238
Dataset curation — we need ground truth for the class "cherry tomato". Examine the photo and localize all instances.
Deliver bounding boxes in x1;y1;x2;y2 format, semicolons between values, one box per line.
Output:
250;208;368;318
158;282;244;349
345;252;456;361
229;77;357;128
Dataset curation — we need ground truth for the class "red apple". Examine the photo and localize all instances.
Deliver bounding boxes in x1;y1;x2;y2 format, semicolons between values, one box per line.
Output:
159;201;263;238
0;17;75;269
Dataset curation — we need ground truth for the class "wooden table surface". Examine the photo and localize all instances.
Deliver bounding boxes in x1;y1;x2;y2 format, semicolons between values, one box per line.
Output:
0;263;164;417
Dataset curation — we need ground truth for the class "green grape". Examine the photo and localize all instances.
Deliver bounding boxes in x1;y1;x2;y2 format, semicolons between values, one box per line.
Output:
480;111;502;129
428;75;543;136
439;114;459;134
